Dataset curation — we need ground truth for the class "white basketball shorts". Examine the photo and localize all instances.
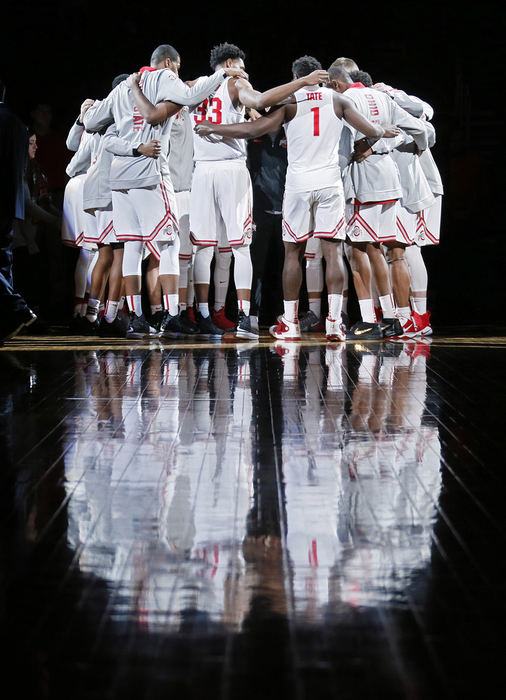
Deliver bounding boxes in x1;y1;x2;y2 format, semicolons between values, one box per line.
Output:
190;160;253;247
112;176;178;244
282;185;345;244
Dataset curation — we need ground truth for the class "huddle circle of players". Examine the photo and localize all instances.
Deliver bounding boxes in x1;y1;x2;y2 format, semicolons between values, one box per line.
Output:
62;44;441;342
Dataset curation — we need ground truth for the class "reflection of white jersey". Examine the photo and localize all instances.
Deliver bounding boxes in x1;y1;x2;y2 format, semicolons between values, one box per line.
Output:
284;87;343;193
193;77;247;162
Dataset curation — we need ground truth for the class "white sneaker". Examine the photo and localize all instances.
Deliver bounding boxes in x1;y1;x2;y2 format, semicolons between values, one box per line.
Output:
326;317;346;342
269;316;301;340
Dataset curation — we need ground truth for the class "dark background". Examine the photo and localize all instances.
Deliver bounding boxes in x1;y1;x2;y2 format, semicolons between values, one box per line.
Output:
1;0;504;326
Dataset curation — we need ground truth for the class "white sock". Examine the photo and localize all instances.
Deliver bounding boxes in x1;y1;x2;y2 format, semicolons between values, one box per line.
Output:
379;294;396;319
327;294;343;321
104;300;119;323
151;304;163;315
397;306;411;321
359;299;376;323
199;302;210;318
238;299;250;316
163;294;179;317
179;299;187;311
309;298;321;317
127;295;143;316
284;300;299;323
411;295;427;314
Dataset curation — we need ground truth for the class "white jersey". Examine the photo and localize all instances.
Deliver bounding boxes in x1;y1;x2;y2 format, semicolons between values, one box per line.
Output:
342;84;428;203
84;69;226;190
284;86;344;193
374;84;443;196
192;78;247;162
83;126;134;211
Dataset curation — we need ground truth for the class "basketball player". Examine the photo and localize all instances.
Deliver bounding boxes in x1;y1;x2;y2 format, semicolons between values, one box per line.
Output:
195;55;398;342
84;44;248;335
190;43;329;339
62;100;98;328
373;80;443;336
328;65;430;339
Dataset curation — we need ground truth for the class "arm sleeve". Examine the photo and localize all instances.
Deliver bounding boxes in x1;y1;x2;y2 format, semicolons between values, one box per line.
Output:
83;95;114;132
66;122;85;151
376;85;434;120
159;70;225;106
391;103;429;151
102;123;135;156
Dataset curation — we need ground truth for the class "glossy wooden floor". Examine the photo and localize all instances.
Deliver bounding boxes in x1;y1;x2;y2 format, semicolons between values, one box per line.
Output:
1;330;505;699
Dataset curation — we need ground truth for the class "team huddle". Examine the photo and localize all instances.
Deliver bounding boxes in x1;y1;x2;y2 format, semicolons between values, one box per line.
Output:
62;43;442;342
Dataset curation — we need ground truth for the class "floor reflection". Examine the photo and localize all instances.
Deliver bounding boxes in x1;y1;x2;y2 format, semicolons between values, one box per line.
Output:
63;340;441;634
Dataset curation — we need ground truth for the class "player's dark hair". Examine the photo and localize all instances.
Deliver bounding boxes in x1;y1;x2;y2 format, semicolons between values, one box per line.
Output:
209;42;245;71
328;65;352;84
150;44;180;67
112;74;129;89
291;55;322;78
350;70;373;87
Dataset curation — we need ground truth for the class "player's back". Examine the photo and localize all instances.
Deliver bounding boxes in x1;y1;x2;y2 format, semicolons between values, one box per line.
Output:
284;86;343;193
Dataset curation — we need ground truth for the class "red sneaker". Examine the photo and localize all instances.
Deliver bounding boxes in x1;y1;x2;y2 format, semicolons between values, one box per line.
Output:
412;310;432;336
211;307;236;331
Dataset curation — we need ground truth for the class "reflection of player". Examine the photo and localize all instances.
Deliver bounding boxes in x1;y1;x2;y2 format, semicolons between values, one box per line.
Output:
196;55;390;342
335;341;442;608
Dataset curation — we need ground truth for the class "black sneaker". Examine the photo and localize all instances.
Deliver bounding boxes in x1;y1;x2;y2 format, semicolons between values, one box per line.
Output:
299;310;324;332
196;312;225;337
127;313;157;338
379;317;403;339
0;307;37;344
151;310;167;333
98;314;129;338
180;309;198;335
236;311;259;340
346;321;383;340
160;313;184;337
81;317;100;336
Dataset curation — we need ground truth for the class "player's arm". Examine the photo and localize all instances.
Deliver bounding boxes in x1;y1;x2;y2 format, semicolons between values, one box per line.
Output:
66;99;95;150
235;70;329;111
126;73;182;125
390;102;429;151
337;94;400;139
373;83;434;120
83;93;115;132
195;105;287;140
102;123;161;158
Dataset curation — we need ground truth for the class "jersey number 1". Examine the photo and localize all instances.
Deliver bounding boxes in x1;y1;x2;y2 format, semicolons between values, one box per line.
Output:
311;107;320;136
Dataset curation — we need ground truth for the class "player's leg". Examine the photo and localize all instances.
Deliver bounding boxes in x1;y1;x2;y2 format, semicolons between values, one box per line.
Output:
232;243;259;339
385;241;418;338
211;245;235;330
405;243;432;335
301;237;324;332
269;239;305;340
83;243;113;333
321;238;346;341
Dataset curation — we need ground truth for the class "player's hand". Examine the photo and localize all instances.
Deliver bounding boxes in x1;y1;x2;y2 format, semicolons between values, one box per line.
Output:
303;70;329;86
79;99;95;122
138;140;161;158
126;72;141;89
223;67;249;80
194;120;215;137
382;125;401;138
353;147;373;163
247;108;262;121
